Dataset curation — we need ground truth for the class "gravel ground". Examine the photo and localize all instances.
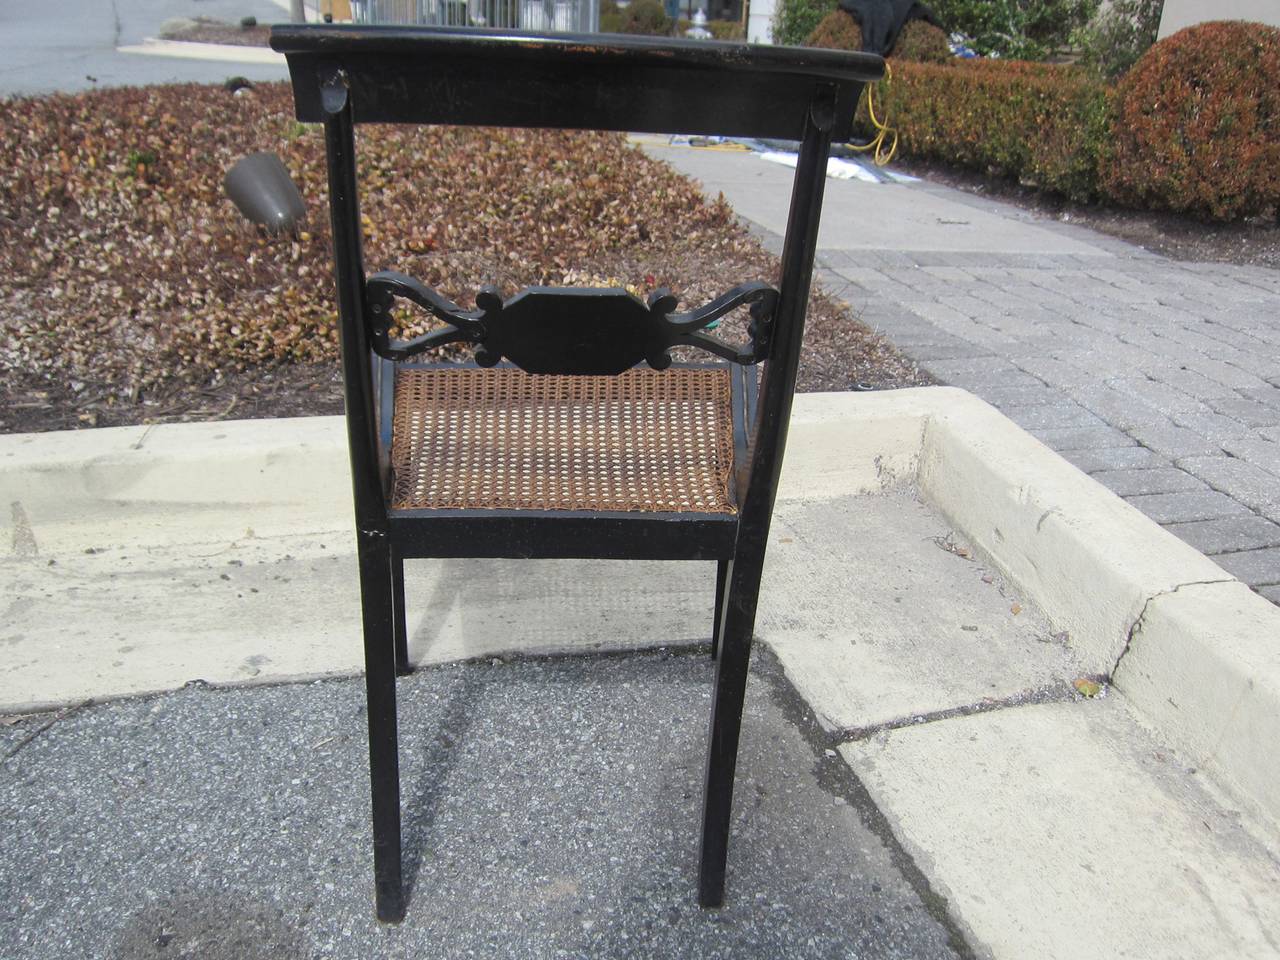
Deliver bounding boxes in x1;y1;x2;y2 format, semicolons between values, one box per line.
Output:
0;648;969;960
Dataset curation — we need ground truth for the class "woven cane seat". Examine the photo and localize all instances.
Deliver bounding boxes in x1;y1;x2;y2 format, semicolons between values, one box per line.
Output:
389;366;737;514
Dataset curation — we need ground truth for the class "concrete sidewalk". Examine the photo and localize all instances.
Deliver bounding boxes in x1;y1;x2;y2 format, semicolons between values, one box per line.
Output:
643;139;1280;605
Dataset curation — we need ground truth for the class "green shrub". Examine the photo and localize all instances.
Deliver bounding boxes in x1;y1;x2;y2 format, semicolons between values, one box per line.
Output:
773;0;836;46
1074;0;1163;80
600;0;624;32
872;59;1110;200
806;12;950;63
928;0;1099;59
616;0;671;35
1101;20;1280;220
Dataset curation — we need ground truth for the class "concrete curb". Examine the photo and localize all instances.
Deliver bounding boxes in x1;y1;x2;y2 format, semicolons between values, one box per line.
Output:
1113;580;1280;831
117;38;287;65
904;390;1280;828
915;391;1235;673
3;387;1278;830
2;417;350;554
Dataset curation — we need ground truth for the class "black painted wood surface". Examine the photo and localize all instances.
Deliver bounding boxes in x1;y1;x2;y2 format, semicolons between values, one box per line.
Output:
366;272;778;373
271;25;883;140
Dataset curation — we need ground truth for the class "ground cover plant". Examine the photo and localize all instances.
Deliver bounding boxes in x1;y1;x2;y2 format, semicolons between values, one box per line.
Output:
0;81;926;433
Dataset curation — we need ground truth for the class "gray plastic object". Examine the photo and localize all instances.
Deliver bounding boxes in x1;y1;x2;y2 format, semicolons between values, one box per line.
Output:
223;152;306;233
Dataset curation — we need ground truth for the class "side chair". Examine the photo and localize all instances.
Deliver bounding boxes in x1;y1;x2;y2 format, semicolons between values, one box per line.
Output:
272;23;883;922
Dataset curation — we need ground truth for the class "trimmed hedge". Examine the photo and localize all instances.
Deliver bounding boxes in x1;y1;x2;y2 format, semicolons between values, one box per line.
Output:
894;19;952;63
805;8;860;49
806;12;951;63
844;20;1280;219
1102;20;1280;220
871;59;1110;201
600;0;670;34
675;17;746;40
600;0;743;40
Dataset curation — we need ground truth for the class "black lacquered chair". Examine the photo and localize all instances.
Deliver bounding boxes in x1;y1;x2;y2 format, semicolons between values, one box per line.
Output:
272;24;882;922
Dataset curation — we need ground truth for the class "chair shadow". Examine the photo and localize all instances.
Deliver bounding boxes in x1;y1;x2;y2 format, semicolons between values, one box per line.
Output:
111;891;309;959
393;557;718;911
397;558;484;905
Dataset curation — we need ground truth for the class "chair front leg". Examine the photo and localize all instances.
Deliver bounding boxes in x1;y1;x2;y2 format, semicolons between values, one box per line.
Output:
357;527;406;922
698;546;764;908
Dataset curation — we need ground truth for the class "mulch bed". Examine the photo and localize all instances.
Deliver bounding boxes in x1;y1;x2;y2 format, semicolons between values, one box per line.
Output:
893;156;1280;271
160;18;273;47
0;80;929;435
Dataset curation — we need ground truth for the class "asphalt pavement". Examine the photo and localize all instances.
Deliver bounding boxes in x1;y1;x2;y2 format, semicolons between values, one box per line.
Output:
0;648;968;959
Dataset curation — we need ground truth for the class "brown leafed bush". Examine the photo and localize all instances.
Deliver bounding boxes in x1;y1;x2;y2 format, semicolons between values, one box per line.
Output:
1101;20;1280;221
806;11;950;63
0;82;755;394
806;8;863;49
864;59;1110;201
890;20;952;63
617;0;671;34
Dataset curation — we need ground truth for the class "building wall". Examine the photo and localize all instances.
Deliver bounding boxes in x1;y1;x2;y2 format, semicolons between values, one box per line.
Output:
1158;0;1280;38
746;0;775;42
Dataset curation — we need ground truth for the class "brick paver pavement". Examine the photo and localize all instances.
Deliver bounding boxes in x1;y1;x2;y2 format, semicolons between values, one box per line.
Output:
814;247;1280;604
643;141;1280;604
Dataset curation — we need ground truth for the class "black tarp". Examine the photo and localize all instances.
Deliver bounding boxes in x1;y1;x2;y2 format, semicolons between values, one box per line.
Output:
834;0;942;56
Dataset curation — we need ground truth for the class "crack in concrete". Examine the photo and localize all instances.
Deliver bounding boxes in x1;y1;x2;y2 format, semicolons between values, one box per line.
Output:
1111;578;1235;680
830;681;1082;744
10;501;38;558
109;0;122;49
131;423;157;450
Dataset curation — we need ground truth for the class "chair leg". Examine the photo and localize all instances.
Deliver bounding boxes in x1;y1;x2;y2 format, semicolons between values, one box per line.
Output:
357;529;405;923
698;553;763;908
391;547;410;677
710;559;729;661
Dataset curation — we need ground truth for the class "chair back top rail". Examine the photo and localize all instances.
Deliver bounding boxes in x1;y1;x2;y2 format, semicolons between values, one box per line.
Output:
271;25;884;140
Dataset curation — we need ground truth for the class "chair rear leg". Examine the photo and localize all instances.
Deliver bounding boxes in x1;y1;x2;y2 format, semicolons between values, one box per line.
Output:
698;553;763;908
391;547;410;676
358;529;405;922
710;559;729;661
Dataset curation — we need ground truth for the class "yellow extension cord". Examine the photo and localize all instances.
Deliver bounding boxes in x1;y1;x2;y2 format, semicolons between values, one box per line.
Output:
847;61;898;166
